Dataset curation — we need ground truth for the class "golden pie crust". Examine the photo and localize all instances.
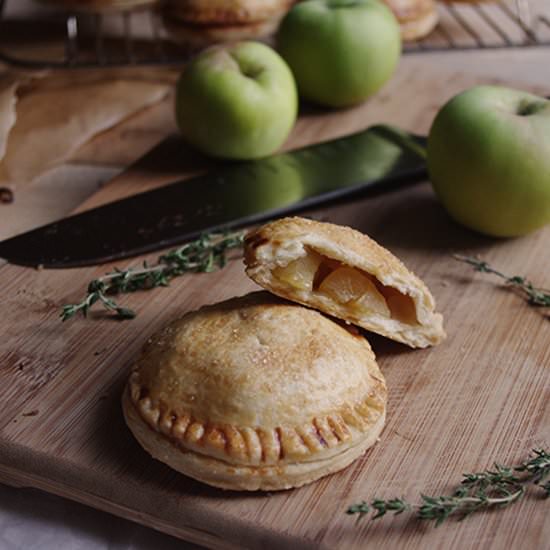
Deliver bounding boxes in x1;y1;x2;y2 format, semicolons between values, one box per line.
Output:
162;14;283;48
123;291;387;491
245;217;445;349
383;0;439;40
164;0;295;24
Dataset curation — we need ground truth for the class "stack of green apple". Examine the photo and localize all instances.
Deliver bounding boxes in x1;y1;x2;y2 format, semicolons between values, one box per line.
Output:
175;0;550;238
175;0;401;160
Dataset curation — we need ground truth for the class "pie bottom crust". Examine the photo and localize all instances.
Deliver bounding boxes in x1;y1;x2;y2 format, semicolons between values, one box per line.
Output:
122;387;386;491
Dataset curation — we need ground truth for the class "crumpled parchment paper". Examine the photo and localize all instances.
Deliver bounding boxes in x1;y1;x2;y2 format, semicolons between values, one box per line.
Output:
0;67;176;190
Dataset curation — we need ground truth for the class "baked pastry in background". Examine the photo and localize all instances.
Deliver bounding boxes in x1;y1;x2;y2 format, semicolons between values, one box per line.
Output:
162;0;295;48
383;0;439;41
245;217;446;348
37;0;159;12
162;14;283;49
166;0;296;24
123;291;387;491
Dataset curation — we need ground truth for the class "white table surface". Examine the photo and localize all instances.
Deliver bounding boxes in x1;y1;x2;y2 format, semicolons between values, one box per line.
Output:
1;3;549;544
0;484;200;550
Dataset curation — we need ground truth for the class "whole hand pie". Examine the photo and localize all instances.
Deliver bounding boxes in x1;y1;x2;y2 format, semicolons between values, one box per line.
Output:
123;291;387;491
244;217;445;348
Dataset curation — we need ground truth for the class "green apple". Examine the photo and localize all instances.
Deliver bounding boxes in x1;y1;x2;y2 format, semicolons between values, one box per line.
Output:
427;85;550;237
175;41;298;160
277;0;401;108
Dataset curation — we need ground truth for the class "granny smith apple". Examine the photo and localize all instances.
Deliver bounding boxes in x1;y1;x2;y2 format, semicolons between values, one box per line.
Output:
175;41;298;160
277;0;401;108
427;85;550;237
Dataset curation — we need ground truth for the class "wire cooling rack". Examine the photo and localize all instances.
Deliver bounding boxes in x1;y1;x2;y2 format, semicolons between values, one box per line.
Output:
0;0;549;69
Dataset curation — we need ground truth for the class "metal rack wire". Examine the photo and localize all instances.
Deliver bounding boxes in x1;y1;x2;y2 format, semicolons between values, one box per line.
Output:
410;0;550;52
0;0;548;69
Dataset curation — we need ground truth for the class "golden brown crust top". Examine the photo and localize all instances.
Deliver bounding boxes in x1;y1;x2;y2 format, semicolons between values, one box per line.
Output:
127;291;386;466
244;217;446;348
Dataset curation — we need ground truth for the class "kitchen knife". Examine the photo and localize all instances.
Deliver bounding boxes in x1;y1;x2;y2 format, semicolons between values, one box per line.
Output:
0;124;428;268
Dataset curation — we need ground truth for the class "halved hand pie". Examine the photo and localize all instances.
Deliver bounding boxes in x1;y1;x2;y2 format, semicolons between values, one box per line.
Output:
244;217;445;348
123;291;386;491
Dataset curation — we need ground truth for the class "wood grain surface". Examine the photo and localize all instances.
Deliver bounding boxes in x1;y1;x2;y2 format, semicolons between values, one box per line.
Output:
1;63;549;549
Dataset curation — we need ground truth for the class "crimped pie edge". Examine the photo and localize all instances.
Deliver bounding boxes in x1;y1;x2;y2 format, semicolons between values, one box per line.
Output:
126;370;386;467
123;387;387;491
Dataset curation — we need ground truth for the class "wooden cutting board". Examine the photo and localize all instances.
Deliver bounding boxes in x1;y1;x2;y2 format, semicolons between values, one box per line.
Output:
1;63;549;550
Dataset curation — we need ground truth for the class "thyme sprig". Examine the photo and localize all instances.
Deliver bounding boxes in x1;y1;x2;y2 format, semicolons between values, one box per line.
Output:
61;231;246;321
347;449;550;526
454;255;550;307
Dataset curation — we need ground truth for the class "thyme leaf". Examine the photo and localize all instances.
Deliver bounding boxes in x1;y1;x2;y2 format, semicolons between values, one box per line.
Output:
347;449;550;526
454;255;550;307
61;231;246;321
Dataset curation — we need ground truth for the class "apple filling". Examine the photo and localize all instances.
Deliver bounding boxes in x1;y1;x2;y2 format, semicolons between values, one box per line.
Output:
272;249;418;325
318;266;391;318
273;249;324;291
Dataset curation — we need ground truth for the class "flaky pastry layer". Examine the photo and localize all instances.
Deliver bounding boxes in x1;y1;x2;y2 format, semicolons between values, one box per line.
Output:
123;292;387;490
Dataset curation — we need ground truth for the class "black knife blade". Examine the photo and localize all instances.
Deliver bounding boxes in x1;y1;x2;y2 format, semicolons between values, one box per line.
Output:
0;124;428;268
